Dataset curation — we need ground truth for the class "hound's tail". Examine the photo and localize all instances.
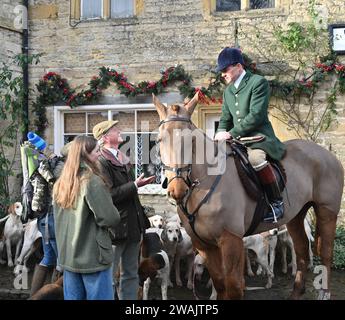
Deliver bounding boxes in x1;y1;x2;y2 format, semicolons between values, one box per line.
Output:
0;215;9;223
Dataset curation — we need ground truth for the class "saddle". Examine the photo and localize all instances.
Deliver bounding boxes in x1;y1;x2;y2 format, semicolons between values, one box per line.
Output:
229;139;287;236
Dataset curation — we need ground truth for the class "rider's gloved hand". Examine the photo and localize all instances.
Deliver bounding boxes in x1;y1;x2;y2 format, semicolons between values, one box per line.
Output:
214;131;232;141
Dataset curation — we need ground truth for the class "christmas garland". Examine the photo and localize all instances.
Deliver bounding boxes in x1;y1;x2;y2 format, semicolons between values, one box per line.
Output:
32;65;226;136
32;56;345;138
270;60;345;97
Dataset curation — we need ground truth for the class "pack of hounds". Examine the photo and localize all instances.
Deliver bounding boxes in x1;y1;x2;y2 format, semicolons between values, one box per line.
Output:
140;210;314;300
0;202;314;300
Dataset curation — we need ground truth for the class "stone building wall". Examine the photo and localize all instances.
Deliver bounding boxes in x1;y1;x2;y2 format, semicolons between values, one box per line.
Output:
5;0;344;218
0;0;24;203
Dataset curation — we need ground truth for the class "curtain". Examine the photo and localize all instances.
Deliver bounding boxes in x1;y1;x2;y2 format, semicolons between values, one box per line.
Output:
111;0;134;18
81;0;102;19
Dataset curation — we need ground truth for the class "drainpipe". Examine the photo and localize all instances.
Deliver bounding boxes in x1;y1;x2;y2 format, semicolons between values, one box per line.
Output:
22;0;29;141
234;18;239;48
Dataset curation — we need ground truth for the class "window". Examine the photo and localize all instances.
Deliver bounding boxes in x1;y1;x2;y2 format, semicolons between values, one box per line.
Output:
56;105;163;192
77;0;136;20
111;0;134;18
63;111;107;142
216;0;241;12
215;0;275;12
81;0;102;19
250;0;275;9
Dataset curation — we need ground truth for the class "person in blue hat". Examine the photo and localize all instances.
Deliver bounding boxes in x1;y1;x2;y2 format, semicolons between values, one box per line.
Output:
214;47;286;223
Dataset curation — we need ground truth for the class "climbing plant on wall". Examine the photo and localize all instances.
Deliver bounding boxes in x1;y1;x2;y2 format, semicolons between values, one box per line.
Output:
0;54;40;215
237;0;344;141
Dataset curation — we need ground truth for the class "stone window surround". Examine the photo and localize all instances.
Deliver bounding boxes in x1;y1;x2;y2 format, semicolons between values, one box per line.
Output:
70;0;143;21
53;103;166;195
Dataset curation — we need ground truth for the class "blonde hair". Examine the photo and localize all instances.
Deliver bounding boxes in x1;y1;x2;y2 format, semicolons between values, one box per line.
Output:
53;135;103;209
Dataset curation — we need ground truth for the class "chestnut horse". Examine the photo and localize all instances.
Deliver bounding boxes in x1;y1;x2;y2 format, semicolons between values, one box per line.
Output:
153;93;344;300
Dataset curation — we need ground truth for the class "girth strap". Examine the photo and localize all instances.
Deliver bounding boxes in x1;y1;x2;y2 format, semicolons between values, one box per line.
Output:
243;195;266;237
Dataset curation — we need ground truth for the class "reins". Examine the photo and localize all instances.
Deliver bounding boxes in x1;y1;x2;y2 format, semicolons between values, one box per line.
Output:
158;116;225;246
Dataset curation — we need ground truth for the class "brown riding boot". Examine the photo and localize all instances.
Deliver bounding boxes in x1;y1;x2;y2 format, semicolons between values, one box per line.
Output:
30;264;49;297
255;162;284;223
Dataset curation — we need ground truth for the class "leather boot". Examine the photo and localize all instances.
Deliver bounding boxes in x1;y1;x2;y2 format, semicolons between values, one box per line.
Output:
30;264;49;296
255;162;284;223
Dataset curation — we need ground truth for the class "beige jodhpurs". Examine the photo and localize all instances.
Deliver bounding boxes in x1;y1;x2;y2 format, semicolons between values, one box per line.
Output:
247;148;267;170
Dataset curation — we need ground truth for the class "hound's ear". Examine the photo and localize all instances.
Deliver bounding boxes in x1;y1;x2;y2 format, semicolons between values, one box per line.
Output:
152;94;167;120
7;204;14;214
161;229;167;242
178;229;183;243
185;91;199;115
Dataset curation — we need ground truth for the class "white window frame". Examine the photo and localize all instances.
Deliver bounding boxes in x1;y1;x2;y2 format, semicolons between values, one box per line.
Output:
53;104;166;194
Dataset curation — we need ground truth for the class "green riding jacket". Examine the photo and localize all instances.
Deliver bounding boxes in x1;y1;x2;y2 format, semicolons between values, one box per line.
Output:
217;71;286;161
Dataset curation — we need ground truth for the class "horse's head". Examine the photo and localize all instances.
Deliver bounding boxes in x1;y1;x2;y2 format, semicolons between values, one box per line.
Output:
153;92;199;203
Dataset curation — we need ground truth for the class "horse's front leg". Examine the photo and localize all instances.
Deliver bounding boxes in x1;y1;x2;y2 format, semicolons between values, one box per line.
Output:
200;248;226;299
219;230;245;299
203;232;245;300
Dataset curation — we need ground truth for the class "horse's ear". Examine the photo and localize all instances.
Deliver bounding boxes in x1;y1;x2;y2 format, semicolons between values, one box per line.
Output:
185;91;199;115
152;93;167;120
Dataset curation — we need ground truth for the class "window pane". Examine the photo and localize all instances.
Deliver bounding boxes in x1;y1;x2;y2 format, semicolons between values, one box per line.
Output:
87;112;108;134
216;0;241;12
137;133;161;184
137;110;160;131
81;0;102;19
111;0;134;18
64;113;86;133
112;111;135;131
119;132;136;162
64;135;77;144
250;0;275;9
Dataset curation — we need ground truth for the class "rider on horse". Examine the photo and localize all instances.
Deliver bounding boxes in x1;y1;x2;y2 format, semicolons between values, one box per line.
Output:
214;47;286;223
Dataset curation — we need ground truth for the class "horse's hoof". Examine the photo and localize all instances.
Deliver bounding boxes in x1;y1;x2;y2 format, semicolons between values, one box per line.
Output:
317;289;331;300
288;293;300;300
13;265;22;275
8;262;14;268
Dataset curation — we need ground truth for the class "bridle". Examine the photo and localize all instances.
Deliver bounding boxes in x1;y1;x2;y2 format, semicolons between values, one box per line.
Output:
157;115;224;246
158;116;193;189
